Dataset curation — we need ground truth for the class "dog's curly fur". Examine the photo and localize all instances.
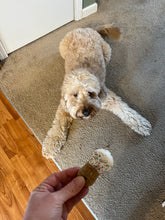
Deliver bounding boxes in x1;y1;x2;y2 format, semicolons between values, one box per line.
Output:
42;25;152;159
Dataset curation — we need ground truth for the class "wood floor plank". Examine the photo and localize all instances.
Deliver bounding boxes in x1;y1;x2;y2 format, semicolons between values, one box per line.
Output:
4;120;37;158
26;151;53;180
0;90;19;120
0;90;95;220
0;147;14;175
0;125;20;159
16;118;43;153
0;100;13;127
11;155;42;192
5;170;30;211
0;171;24;220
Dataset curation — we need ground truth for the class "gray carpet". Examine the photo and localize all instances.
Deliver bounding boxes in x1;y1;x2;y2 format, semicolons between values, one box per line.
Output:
0;1;165;219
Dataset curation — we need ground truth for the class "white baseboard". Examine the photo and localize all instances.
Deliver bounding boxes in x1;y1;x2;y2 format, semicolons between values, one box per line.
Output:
74;0;97;21
82;3;97;19
82;199;98;220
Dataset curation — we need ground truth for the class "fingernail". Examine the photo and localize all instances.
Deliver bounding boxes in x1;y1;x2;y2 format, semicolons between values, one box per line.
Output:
73;176;85;187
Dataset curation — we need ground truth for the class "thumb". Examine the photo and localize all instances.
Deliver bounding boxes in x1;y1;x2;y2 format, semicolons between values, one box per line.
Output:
55;176;85;203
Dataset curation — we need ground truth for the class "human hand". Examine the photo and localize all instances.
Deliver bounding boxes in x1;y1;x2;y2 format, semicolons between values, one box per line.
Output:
23;167;88;220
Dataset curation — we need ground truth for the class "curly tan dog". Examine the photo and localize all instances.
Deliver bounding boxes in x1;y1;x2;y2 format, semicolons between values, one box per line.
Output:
42;25;152;159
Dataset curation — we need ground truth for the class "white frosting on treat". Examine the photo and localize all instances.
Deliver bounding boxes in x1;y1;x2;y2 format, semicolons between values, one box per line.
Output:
88;148;114;174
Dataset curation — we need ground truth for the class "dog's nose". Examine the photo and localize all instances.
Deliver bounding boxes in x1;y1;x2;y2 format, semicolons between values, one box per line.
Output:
82;108;91;117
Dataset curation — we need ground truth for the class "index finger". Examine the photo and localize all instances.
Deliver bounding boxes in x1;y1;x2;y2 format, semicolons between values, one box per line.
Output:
43;167;80;188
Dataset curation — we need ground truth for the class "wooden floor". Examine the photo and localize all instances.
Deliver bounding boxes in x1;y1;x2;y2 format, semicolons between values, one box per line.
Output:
0;90;95;220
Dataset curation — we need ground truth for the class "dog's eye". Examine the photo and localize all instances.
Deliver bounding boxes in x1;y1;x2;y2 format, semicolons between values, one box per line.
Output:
73;94;78;98
88;92;96;98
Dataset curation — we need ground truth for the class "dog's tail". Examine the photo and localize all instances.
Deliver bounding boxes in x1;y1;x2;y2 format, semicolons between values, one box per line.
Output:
97;24;121;40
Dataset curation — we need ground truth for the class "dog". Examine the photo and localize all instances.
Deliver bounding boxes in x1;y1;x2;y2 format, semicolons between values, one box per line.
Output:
42;24;152;159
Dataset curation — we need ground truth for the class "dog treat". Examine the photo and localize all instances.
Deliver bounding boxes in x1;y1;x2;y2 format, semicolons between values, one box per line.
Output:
77;149;113;186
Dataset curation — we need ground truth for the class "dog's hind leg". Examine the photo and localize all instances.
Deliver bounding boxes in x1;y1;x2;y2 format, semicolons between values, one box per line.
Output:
101;89;152;136
42;105;73;159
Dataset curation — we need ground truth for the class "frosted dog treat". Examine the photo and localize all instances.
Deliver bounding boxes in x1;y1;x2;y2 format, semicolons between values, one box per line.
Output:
77;149;114;186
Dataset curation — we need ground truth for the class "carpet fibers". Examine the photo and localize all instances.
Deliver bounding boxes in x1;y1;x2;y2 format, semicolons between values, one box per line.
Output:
0;1;165;219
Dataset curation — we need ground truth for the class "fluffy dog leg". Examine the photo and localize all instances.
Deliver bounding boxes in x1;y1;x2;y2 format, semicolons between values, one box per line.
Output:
101;90;152;136
42;105;73;158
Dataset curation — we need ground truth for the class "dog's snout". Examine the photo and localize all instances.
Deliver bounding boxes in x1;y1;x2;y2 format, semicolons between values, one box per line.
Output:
82;108;91;117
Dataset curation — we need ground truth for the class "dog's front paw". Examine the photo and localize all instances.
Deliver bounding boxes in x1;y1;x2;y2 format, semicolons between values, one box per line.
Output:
130;115;152;136
42;136;66;159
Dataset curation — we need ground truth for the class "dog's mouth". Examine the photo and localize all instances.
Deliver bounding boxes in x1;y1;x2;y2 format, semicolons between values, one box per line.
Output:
76;106;98;119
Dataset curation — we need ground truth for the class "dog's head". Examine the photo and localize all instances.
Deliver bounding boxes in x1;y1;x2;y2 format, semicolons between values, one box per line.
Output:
61;69;101;119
